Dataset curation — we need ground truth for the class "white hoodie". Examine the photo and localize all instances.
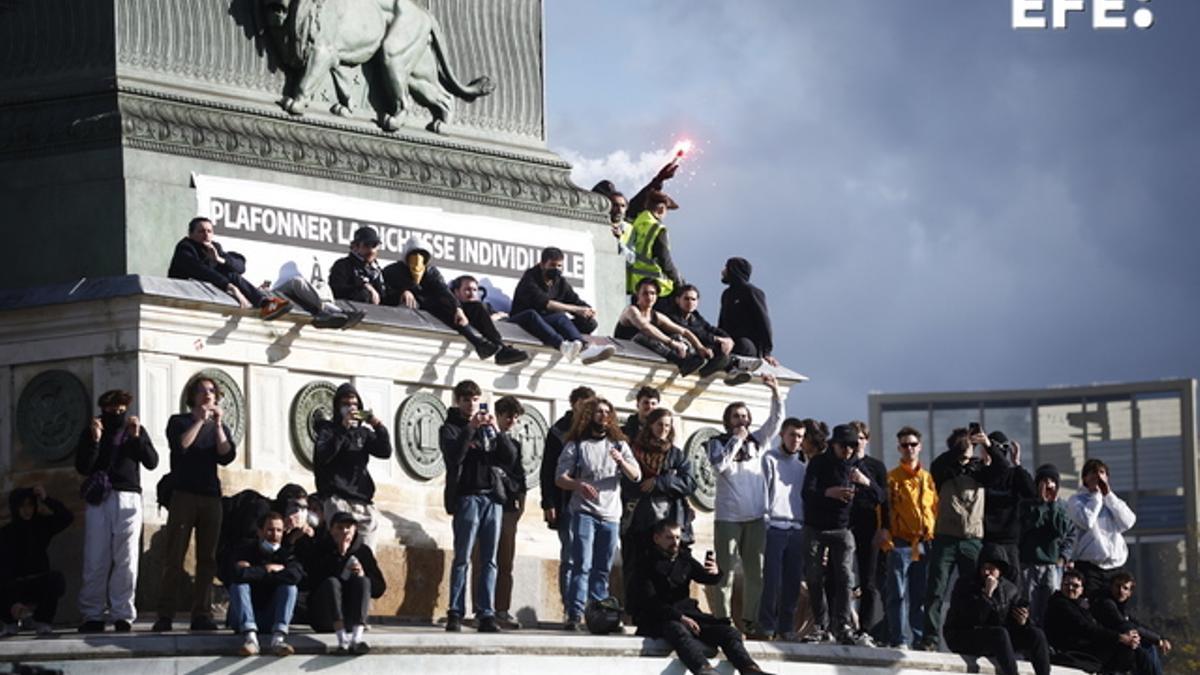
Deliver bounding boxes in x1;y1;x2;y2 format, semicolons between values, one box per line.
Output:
706;393;782;523
1067;489;1136;569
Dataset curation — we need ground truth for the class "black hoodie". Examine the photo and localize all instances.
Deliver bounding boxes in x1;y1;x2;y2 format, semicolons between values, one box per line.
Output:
168;237;248;290
717;257;774;358
313;383;393;504
540;411;573;516
627;543;722;636
380;260;458;319
0;490;73;582
329;252;387;303
511;264;588;317
438;407;519;514
944;543;1023;633
75;416;159;493
302;531;387;598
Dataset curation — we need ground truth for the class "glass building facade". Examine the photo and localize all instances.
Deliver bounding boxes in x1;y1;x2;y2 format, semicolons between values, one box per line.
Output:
869;379;1198;623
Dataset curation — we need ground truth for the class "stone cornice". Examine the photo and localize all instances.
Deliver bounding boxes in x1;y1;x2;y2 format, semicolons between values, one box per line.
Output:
117;90;609;222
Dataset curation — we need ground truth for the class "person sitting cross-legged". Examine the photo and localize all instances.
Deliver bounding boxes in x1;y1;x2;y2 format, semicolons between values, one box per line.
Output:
224;511;304;657
627;519;775;675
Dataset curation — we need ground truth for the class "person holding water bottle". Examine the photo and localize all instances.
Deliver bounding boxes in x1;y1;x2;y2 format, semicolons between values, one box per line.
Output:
555;397;641;631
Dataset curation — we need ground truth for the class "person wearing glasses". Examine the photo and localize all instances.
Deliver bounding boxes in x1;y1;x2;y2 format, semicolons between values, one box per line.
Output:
154;376;238;632
1044;569;1155;675
876;426;937;649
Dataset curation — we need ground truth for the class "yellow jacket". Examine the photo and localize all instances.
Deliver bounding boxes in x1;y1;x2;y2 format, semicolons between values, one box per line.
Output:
885;463;938;554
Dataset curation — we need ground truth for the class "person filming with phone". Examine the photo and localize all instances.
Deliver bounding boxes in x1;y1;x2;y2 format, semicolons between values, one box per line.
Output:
313;383;392;550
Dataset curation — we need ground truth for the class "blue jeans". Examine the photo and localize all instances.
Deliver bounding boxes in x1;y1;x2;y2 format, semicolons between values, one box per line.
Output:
557;515;576;617
508;309;583;348
226;582;297;634
568;511;619;619
1022;563;1061;627
758;526;805;635
449;494;502;618
885;543;929;647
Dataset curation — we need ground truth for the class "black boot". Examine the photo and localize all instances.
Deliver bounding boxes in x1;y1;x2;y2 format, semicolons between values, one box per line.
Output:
494;345;530;366
460;326;501;360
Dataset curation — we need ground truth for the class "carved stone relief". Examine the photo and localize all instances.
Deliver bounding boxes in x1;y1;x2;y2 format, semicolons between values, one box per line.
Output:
683;426;721;512
395;391;447;480
508;405;547;489
289;380;338;469
16;370;91;463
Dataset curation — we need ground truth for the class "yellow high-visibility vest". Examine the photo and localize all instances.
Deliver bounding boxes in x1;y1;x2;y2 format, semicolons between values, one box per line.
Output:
622;211;673;296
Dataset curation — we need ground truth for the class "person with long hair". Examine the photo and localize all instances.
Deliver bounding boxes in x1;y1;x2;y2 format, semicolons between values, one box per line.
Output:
555;398;641;630
621;408;697;590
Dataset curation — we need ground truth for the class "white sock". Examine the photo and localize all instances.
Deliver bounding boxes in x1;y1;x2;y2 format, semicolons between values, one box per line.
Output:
351;624;365;644
244;629;257;643
336;628;349;648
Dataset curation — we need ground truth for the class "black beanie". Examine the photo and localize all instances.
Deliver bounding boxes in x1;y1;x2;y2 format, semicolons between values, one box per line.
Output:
1035;463;1060;486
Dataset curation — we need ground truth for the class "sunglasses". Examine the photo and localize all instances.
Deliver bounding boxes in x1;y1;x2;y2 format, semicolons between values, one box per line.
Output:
899;442;919;448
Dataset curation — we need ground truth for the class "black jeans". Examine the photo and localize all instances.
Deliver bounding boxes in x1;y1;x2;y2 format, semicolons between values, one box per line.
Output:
0;570;65;624
730;337;762;358
1073;560;1117;602
228;272;268;307
945;624;1050;675
308;576;372;631
659;619;756;674
852;521;882;634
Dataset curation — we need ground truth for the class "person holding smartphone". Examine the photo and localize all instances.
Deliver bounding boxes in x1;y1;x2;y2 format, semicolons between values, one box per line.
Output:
155;376;238;632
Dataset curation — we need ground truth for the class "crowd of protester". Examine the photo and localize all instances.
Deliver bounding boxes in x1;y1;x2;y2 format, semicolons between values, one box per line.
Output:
0;168;1166;675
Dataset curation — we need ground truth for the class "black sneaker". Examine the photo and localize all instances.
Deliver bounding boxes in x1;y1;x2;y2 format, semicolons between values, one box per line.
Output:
190;616;219;632
477;616;500;633
78;620;106;634
351;641;371;655
113;620;132;633
563;617;582;632
678;353;706;377
494;345;530;366
151;617;172;633
311;311;349;329
475;339;501;360
340;308;367;330
445;615;463;632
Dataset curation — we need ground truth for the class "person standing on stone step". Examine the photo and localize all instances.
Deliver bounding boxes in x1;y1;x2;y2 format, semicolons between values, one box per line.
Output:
154;375;238;633
509;247;615;365
312;382;392;550
439;380;521;633
621;386;660;441
75;389;159;634
541;386;595;622
383;235;529;366
847;420;888;642
169;216;292;320
485;395;528;630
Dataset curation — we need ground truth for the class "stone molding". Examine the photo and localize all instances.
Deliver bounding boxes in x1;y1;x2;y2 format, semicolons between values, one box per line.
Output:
117;92;608;221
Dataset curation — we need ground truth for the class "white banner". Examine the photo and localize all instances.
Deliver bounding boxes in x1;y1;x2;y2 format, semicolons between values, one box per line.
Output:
191;174;596;310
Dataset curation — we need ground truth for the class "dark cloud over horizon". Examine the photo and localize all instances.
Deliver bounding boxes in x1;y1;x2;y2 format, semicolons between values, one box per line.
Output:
545;1;1200;424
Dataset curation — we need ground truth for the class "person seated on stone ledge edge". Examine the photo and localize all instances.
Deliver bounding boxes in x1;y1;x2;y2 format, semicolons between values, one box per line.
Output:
382;234;529;366
509;246;615;365
222;511;303;657
329;226;388;306
168;216;291;320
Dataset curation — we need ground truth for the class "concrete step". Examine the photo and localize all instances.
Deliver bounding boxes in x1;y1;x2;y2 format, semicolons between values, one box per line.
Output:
0;625;1080;675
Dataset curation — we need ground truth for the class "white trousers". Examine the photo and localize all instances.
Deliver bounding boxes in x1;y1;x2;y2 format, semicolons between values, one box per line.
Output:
78;490;143;622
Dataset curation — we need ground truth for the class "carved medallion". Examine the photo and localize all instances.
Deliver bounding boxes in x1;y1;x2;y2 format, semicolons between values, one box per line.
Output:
508;406;548;489
683;427;722;512
179;369;245;445
16;370;90;463
395;391;448;480
289;380;338;470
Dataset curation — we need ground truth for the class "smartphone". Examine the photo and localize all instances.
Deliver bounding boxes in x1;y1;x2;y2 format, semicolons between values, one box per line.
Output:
704;550;715;564
968;422;982;435
352;409;373;422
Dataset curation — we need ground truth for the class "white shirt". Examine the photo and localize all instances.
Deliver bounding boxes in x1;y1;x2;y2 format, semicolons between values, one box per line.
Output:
557;437;640;522
706;394;783;523
1067;489;1136;569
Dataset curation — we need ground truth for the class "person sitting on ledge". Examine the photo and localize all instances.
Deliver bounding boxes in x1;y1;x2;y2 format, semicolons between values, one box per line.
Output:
627;519;775;675
663;284;762;385
168;216;291;320
303;511;385;655
383;235;528;366
510;246;615;365
224;511;304;657
0;486;73;637
615;277;709;376
329;226;388;306
269;261;364;330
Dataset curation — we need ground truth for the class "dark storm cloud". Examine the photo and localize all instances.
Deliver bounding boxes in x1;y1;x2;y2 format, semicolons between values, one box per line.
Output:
546;1;1200;424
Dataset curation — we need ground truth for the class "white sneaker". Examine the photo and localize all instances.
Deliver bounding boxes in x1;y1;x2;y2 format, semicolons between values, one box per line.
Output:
558;340;582;362
239;631;260;656
580;343;616;365
270;632;294;656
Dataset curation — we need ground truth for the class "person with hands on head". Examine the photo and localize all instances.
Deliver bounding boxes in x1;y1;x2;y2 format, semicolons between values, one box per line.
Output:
615;277;710;376
942;544;1050;675
626;519;775;675
75;389;159;633
539;387;595;620
155;376;238;633
303;511;386;654
169;217;292;319
704;374;783;638
313;382;392;550
438;381;522;633
1067;458;1137;600
555;397;641;631
509;247;615;364
224;512;304;657
0;485;73;637
329;226;387;305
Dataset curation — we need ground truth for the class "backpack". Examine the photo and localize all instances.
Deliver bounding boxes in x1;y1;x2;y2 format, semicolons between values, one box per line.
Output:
584;597;624;635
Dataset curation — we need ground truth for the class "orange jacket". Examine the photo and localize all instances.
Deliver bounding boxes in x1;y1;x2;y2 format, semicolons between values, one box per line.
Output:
885;463;938;554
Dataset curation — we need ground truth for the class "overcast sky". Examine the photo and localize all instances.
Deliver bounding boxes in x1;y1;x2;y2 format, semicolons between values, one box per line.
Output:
543;1;1200;425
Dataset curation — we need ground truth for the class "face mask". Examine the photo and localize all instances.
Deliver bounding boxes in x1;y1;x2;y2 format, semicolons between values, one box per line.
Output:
101;412;126;430
260;540;281;554
339;405;355;420
589;421;607;438
544;267;562;281
408;255;426;283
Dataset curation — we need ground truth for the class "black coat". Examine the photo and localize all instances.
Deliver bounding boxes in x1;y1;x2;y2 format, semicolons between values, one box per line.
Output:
165;413;237;497
75;422;159;493
438;408;520;515
510;265;588;316
313;384;392;504
1093;595;1163;646
621;445;696;542
982;450;1037;545
717;257;773;358
380;262;458;320
221;538;305;589
540;412;573;515
627;545;723;636
944;544;1023;633
168;237;247;289
302;532;386;599
803;450;876;531
661;306;728;348
0;492;73;585
329;253;386;303
849;455;888;532
1045;591;1121;654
